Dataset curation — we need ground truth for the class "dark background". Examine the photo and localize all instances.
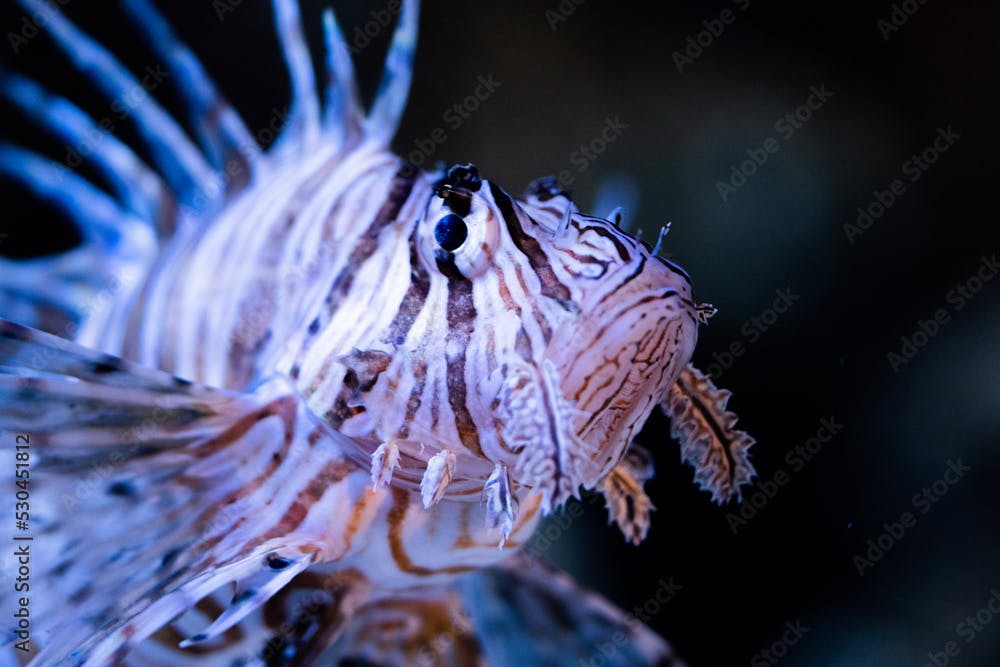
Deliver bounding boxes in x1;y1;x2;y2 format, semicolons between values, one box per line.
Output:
2;1;999;665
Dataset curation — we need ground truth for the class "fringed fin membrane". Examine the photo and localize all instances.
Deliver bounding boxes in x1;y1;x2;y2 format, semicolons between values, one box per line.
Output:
119;0;262;190
599;444;656;545
661;364;756;503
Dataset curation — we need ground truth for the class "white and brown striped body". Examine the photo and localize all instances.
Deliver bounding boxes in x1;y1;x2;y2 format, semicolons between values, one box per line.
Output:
67;131;701;662
0;0;755;663
87;126;700;569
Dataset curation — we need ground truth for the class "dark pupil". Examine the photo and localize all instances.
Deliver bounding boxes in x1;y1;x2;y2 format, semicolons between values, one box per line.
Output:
433;213;468;251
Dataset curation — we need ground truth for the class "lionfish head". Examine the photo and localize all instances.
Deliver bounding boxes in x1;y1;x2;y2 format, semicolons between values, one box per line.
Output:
395;164;708;514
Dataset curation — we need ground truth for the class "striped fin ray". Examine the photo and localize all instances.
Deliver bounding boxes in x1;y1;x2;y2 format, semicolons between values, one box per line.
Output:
0;144;155;338
0;67;168;225
0;144;152;255
0;320;349;664
0;250;100;334
175;551;314;650
119;0;262;191
321;7;364;147
79;542;321;666
364;0;420;147
661;364;756;503
271;0;322;155
12;0;221;212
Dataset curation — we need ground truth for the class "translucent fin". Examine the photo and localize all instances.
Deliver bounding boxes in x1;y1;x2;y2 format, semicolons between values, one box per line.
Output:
0;143;154;335
0;144;155;337
661;364;757;503
120;0;261;191
0;67;167;225
0;320;350;664
364;0;420;146
13;0;220;208
86;540;322;665
272;0;321;152
599;444;656;545
321;7;365;147
0;248;112;338
462;553;684;666
0;144;151;252
177;550;315;648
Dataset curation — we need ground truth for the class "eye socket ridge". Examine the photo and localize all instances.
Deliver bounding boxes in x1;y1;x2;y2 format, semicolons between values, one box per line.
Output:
433;213;469;252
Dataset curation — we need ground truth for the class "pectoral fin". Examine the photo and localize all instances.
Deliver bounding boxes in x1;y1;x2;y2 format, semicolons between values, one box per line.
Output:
0;319;353;665
661;364;756;503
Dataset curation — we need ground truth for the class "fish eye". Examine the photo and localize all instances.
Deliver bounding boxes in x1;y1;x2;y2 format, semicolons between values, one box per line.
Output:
433;213;468;251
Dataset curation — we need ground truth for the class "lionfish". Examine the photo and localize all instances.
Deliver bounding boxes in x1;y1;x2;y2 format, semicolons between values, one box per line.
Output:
0;0;756;665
